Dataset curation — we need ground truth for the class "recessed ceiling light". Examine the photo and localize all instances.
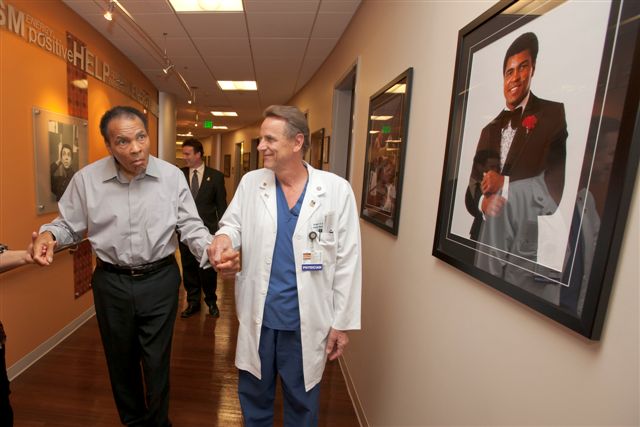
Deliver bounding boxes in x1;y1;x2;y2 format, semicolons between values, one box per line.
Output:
169;0;243;12
218;81;257;91
371;115;393;121
212;125;228;129
211;111;238;117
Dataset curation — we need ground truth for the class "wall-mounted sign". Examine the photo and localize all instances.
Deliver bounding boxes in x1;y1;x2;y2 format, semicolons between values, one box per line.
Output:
1;1;158;115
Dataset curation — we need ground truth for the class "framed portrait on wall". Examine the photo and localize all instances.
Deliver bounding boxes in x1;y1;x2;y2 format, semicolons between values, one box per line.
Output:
32;107;88;214
323;136;331;163
310;128;324;169
242;152;251;172
360;68;413;236
223;154;231;177
432;0;640;339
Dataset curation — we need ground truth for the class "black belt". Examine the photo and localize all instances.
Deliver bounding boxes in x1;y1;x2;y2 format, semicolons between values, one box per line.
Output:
96;255;175;277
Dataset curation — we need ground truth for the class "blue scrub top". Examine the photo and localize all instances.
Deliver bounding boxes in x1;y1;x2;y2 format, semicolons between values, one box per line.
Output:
262;177;308;330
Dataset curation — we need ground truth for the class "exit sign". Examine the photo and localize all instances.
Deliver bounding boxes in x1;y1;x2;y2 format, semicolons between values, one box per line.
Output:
203;120;213;128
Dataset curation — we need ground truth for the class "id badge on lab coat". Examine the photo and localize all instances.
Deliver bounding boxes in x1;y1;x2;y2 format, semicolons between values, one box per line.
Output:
302;249;323;271
302;230;323;271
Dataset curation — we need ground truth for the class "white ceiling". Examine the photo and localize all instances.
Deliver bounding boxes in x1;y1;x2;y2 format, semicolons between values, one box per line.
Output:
61;0;361;138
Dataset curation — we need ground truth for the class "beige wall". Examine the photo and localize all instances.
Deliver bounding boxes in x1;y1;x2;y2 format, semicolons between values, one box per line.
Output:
223;1;639;425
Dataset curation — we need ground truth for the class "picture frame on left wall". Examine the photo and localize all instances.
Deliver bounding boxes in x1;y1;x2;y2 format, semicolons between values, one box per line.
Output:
33;107;88;214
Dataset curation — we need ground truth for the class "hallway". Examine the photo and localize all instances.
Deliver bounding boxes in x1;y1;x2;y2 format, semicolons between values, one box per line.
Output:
8;278;360;426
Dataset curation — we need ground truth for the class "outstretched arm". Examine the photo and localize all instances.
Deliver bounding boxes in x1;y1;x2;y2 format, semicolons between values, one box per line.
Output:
0;232;39;273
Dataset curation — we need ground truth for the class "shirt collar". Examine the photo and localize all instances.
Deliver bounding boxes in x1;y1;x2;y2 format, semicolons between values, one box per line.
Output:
100;155;159;183
190;162;205;176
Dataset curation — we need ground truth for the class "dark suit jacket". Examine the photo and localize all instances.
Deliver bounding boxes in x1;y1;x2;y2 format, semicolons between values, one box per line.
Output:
465;93;568;240
182;166;227;234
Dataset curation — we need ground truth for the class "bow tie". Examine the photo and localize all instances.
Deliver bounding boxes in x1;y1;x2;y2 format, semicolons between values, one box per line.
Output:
500;106;523;129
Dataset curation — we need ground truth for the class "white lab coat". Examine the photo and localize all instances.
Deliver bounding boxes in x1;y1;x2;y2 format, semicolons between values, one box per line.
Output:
217;164;361;391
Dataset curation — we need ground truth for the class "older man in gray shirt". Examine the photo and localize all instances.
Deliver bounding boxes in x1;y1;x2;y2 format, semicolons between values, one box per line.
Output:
31;106;217;427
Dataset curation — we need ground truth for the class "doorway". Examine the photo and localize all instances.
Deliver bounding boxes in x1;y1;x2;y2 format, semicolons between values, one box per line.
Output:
331;62;358;181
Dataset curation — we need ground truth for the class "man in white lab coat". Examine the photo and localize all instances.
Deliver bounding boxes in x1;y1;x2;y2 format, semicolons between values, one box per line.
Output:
209;105;361;426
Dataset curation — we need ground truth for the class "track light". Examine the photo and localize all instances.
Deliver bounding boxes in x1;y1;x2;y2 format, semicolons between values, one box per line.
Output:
162;63;174;74
104;1;114;21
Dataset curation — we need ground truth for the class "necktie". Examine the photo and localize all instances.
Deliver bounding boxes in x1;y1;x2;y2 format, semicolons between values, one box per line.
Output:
501;106;523;128
191;170;199;198
508;107;522;129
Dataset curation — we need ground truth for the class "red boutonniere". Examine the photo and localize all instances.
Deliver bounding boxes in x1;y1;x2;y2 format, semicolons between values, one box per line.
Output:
522;115;538;133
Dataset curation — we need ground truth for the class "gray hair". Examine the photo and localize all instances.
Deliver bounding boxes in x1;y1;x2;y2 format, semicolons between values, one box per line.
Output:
263;105;310;154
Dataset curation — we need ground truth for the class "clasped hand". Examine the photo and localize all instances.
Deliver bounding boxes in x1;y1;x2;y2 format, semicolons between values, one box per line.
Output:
207;235;240;278
481;170;504;195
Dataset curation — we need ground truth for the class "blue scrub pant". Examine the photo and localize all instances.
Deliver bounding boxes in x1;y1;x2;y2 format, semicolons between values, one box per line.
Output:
238;326;320;427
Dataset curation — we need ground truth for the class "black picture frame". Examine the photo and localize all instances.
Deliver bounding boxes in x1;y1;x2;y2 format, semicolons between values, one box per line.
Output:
360;68;413;236
323;136;331;163
223;154;231;177
433;0;640;339
310;128;324;169
242;152;250;172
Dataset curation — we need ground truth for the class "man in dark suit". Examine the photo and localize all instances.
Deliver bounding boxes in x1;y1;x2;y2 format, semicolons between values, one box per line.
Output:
466;32;568;241
179;138;227;317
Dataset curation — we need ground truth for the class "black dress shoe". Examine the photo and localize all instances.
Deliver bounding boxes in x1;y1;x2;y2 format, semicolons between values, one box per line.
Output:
180;304;200;318
208;303;220;317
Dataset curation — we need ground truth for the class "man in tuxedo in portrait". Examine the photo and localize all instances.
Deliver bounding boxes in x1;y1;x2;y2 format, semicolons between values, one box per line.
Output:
466;32;568;242
179;138;227;318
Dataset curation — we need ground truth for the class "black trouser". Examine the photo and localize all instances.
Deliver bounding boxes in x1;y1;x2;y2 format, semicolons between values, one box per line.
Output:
0;344;13;427
92;261;180;427
178;242;217;308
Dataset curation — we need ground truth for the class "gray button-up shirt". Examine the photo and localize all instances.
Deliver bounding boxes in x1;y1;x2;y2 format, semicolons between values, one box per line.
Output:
41;155;212;267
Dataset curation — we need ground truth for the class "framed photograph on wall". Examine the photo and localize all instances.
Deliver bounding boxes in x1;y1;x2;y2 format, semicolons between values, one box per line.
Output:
310;128;324;169
360;67;413;236
223;154;231;177
432;0;640;339
242;152;251;172
32;107;88;214
323;136;331;163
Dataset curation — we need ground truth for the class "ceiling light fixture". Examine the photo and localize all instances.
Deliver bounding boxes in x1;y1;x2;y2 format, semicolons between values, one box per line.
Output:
189;87;197;105
162;63;174;74
169;0;243;12
161;32;175;75
103;0;115;21
217;80;257;91
211;111;238;117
